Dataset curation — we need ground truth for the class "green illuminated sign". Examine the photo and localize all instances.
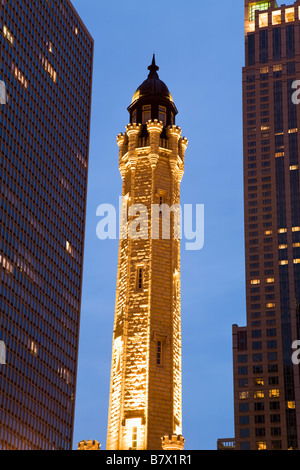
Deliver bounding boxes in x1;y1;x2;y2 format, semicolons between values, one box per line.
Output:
249;2;271;22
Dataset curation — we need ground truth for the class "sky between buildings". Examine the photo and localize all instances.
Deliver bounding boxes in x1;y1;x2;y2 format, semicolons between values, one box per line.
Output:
70;0;258;450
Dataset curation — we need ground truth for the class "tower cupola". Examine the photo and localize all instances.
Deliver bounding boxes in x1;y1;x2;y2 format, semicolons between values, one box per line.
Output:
128;55;178;129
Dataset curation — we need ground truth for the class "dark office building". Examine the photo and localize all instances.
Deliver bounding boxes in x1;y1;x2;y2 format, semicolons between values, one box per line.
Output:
232;0;300;450
0;0;93;449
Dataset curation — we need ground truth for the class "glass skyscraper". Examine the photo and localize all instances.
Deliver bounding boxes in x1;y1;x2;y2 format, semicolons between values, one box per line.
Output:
0;0;93;449
233;0;300;451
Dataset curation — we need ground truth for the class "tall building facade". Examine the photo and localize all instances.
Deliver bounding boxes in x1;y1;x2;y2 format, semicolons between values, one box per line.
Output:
0;0;93;450
233;0;300;450
106;57;188;451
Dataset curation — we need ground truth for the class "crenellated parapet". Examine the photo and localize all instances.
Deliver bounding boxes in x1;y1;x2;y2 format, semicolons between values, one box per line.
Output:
167;125;182;148
179;136;188;163
126;122;142;141
161;434;185;450
77;440;101;450
166;126;187;182
125;123;141;172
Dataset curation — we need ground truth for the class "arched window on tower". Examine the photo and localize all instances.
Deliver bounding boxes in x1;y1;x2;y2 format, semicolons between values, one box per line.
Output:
158;106;166;126
132;109;137;124
142;105;151;124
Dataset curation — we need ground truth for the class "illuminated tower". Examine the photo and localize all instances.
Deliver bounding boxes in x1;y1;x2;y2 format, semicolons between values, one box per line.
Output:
106;56;188;451
233;0;300;451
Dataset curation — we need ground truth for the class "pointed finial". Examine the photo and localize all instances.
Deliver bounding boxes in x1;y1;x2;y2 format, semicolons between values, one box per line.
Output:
148;54;159;78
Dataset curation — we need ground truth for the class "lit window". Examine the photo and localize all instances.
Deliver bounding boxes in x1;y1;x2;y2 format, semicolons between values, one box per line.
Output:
259;12;268;28
264;230;273;235
251;279;261;285
285;7;295;23
275;152;284;158
294;259;300;265
279;260;288;265
257;441;267;450
132;427;138;450
249;2;270;22
266;278;275;284
272;10;281;25
158;106;167;126
261;125;270;131
293;243;300;248
288;128;298;134
29;340;38;356
239;391;249;400
57;366;71;384
287;401;295;409
269;389;280;398
40;54;57;83
290;165;299;171
260;66;269;74
66;241;72;254
293;227;300;232
254;378;264;386
273;64;282;72
12;64;28;89
254;390;264;399
266;303;276;309
142;105;151;124
278;228;287;234
126;418;141;450
279;244;288;250
3;25;14;44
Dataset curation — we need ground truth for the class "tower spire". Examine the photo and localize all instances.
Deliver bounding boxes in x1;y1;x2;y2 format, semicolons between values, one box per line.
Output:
148;54;159;78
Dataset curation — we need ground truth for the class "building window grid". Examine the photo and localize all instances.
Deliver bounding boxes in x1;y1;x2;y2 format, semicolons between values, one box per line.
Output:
0;0;93;451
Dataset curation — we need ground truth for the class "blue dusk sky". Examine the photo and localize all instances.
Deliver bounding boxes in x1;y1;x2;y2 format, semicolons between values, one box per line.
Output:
70;0;271;451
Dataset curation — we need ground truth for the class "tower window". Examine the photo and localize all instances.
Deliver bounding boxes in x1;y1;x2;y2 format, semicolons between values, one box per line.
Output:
131;427;138;450
157;340;162;365
158;106;166;126
137;266;143;290
132;109;137;123
126;418;141;450
142;105;151;124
